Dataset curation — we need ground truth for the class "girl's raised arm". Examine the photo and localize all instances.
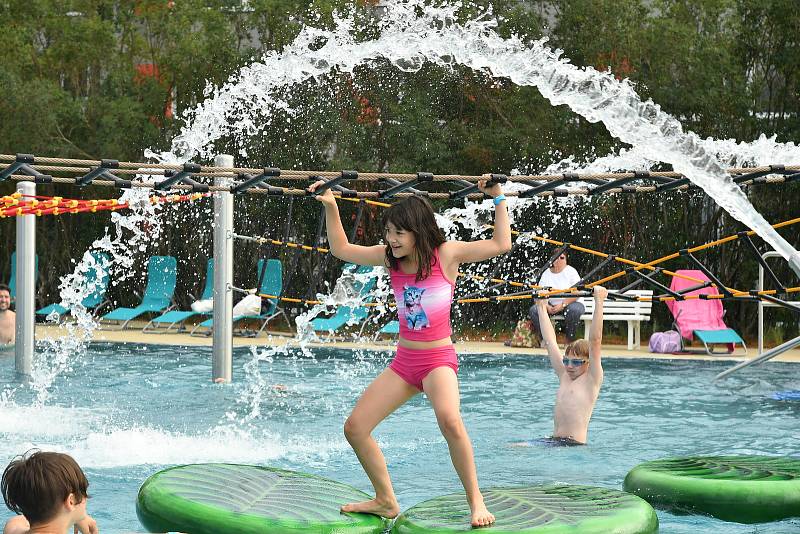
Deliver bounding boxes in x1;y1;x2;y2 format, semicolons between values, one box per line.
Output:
308;180;386;266
445;176;512;264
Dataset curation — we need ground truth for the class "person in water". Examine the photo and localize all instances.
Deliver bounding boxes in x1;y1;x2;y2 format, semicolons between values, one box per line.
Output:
309;177;511;527
536;285;607;446
2;450;98;534
0;284;15;350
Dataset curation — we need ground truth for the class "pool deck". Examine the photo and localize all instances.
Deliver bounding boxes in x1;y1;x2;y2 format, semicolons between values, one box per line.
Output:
34;323;800;364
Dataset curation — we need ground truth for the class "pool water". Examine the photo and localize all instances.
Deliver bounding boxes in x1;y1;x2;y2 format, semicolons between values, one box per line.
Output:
1;342;799;533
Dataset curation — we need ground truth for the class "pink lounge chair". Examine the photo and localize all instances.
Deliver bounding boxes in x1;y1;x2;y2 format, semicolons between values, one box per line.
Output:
665;269;746;354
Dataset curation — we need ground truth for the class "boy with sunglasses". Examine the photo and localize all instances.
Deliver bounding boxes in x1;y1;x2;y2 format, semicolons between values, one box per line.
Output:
535;285;607;446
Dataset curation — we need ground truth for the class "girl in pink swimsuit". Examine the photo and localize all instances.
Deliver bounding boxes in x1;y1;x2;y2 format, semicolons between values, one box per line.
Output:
309;177;511;528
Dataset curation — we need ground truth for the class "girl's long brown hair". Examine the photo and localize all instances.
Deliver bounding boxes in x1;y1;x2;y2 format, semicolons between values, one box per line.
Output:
383;196;446;281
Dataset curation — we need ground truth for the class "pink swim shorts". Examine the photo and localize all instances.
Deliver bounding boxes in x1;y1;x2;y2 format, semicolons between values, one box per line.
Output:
389;344;458;391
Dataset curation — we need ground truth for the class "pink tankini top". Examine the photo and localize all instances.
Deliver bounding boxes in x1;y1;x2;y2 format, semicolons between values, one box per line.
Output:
389;247;455;341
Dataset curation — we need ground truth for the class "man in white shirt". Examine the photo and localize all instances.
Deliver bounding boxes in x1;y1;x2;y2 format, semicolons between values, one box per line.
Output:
528;251;584;345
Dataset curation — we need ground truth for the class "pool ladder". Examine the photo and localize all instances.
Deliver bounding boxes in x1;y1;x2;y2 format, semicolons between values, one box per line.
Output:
715;251;800;380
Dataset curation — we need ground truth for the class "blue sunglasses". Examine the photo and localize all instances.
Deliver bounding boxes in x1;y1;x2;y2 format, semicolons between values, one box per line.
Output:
563;357;588;367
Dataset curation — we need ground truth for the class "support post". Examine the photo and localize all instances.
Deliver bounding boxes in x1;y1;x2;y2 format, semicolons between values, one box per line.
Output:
15;181;35;377
212;155;234;383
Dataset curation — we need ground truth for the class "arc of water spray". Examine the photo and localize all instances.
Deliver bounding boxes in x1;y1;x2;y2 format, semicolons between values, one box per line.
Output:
155;0;800;276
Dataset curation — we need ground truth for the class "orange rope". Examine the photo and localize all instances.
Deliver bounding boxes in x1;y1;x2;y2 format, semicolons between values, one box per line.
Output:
0;192;210;218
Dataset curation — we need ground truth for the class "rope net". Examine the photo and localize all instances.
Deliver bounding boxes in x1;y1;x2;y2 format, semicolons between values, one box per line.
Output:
2;153;798;202
3;152;798;315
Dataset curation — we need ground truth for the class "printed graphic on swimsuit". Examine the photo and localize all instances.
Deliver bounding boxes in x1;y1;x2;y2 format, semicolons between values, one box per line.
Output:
397;282;451;333
402;285;430;330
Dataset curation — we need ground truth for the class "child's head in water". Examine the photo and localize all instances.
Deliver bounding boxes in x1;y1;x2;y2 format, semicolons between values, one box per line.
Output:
2;450;89;525
383;196;446;281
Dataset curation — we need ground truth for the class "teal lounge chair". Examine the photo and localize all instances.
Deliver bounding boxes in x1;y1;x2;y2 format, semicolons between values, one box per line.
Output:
8;251;39;300
101;255;177;330
143;259;214;333
695;329;747;355
311;265;378;337
36;252;111;319
376;320;400;338
191;259;289;337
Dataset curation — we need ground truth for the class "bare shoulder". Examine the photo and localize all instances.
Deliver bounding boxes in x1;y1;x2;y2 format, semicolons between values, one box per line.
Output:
438;240;459;263
437;241;461;275
3;515;29;534
438;240;458;259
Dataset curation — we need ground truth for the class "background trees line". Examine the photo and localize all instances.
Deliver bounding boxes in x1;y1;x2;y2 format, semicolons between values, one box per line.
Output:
0;0;797;341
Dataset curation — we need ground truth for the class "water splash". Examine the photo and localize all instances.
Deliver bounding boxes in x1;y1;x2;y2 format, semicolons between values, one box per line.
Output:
27;186;163;404
222;264;392;431
294;264;392;343
150;0;800;275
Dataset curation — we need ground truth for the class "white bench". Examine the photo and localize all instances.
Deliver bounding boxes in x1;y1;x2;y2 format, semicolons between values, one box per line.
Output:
578;289;653;350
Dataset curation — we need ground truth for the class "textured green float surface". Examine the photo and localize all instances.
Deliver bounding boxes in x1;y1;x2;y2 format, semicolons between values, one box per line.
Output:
393;484;658;533
136;463;388;534
623;455;800;523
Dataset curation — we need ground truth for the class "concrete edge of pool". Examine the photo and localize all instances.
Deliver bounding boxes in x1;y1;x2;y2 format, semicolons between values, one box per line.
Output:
33;323;800;364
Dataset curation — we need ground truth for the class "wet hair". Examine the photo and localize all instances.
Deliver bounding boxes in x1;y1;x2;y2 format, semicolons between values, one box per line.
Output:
2;450;89;524
0;284;9;295
383;196;446;282
565;339;589;361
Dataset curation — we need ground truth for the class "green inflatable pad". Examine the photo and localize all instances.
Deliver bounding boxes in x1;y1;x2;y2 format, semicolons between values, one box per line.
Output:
136;464;388;534
393;484;658;533
623;455;800;523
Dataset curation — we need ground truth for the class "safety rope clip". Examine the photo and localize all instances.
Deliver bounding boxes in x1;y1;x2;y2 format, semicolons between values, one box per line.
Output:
155;163;207;192
0;153;42;182
589;173;637;196
378;171;434;199
309;171;357;196
231;168;281;194
76;159;120;187
519;176;569;198
553;187;569;197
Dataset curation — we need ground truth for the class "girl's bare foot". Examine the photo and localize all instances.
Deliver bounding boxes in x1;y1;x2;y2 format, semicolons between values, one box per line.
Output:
341;498;400;519
470;500;495;527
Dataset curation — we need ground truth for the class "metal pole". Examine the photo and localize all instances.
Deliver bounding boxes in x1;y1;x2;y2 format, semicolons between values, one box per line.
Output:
212;155;234;383
757;251;782;356
715;334;800;381
14;181;35;377
758;257;765;355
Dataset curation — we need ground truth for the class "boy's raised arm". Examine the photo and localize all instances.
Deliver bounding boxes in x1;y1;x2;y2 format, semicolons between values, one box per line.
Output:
588;286;607;379
537;298;565;378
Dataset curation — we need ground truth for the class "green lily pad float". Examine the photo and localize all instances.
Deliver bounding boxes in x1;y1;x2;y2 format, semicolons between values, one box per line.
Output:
136;464;389;534
624;455;800;523
393;484;657;533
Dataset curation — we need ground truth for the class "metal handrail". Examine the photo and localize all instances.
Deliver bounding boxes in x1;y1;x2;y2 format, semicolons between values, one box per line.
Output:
715;252;800;380
758;251;800;354
715;335;800;381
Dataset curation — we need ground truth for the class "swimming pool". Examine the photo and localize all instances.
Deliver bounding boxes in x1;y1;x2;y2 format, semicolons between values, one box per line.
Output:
1;342;799;533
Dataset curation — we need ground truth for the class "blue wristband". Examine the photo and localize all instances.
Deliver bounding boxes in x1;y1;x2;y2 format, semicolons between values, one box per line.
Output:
493;194;506;206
